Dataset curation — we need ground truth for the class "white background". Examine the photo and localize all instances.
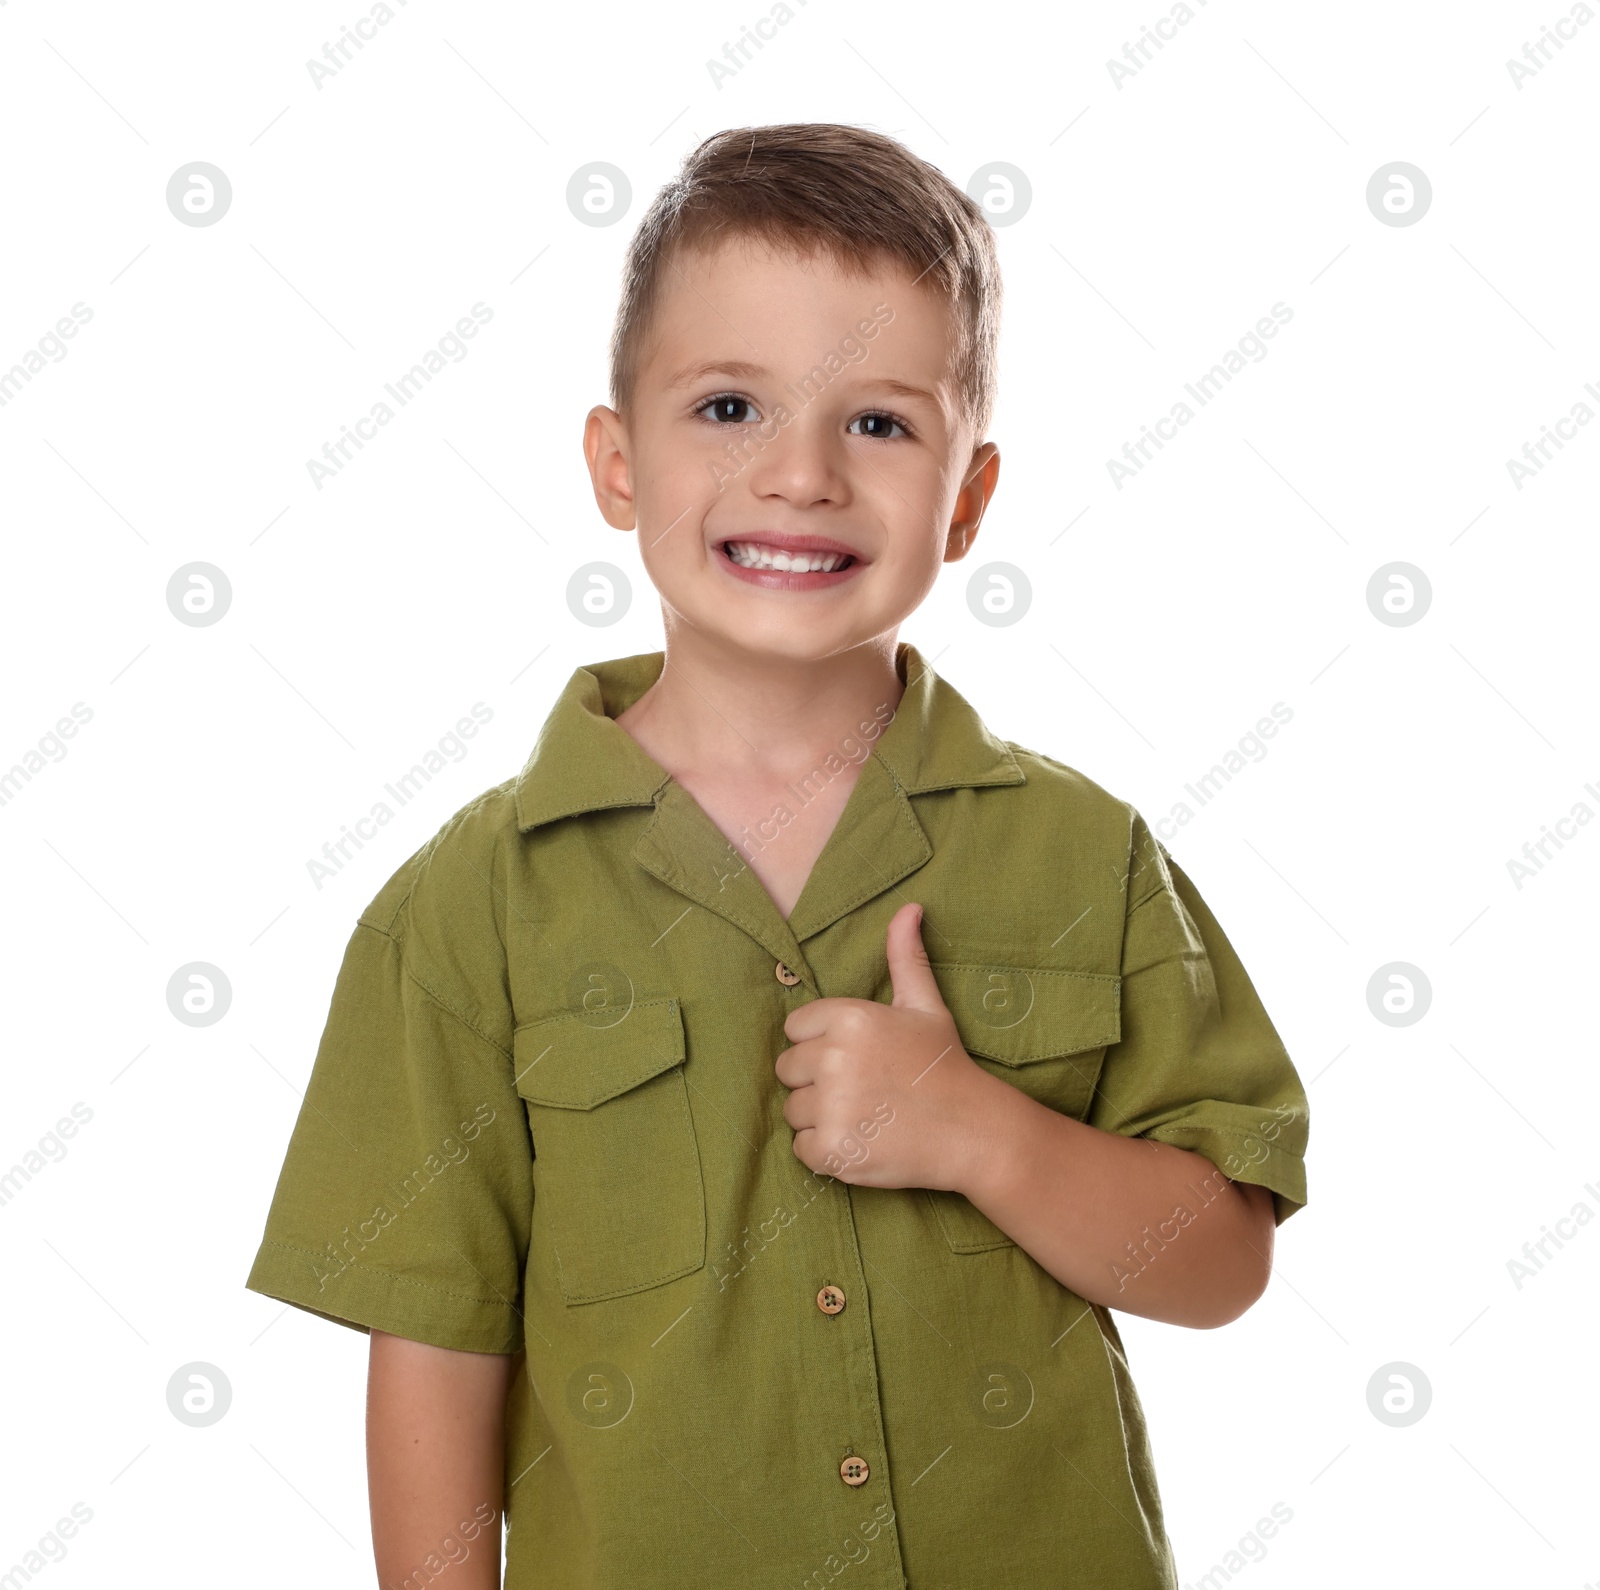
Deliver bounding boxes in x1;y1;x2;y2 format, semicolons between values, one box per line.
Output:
2;0;1596;1585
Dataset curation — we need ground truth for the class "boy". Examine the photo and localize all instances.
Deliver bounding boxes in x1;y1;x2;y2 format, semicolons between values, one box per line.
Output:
246;122;1308;1589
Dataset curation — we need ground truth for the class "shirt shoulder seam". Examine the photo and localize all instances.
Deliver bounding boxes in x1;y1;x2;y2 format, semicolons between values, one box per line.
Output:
353;919;513;1062
404;960;514;1061
356;779;518;937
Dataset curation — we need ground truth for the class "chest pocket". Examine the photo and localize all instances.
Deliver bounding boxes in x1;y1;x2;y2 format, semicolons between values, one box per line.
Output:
513;997;706;1304
923;963;1121;1254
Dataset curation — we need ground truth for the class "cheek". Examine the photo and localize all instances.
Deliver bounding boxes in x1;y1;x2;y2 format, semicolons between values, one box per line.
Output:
862;460;955;546
874;521;958;601
632;457;723;576
644;446;720;513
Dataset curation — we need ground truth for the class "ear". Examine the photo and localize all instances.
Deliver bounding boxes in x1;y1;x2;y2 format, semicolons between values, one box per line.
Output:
584;405;637;532
943;441;1001;562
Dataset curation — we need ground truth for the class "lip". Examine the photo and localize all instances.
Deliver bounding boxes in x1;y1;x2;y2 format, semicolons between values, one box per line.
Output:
713;531;868;591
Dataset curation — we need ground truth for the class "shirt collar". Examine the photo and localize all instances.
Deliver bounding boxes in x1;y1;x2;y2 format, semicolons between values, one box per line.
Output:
513;641;1023;833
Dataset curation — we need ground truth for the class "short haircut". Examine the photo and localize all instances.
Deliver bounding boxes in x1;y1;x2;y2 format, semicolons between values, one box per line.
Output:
609;122;1002;440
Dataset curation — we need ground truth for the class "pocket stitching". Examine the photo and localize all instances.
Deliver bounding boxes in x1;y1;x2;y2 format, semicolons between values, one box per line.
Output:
514;998;706;1304
931;962;1121;1064
513;997;685;1109
550;1064;708;1305
923;1188;1016;1253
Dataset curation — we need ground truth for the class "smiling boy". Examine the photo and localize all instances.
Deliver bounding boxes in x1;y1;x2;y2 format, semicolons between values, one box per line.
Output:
247;123;1309;1589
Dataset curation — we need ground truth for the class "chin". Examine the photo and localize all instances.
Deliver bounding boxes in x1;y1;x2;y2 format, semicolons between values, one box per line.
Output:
700;614;871;664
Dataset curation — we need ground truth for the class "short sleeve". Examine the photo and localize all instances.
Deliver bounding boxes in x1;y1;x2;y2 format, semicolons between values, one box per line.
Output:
244;815;534;1352
1086;810;1310;1225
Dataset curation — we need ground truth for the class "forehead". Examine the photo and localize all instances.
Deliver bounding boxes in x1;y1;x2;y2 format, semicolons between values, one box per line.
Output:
640;234;962;383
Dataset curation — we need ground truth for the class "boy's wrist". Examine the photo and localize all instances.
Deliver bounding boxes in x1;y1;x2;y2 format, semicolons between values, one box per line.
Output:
945;1060;1036;1204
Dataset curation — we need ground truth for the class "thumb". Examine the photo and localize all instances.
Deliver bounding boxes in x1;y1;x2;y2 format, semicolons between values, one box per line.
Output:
886;902;945;1013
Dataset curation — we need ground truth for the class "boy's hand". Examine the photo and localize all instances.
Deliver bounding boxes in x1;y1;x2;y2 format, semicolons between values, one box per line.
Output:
776;902;997;1192
777;910;1279;1330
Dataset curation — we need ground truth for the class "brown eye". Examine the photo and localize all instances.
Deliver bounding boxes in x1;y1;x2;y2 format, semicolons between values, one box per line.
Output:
848;412;906;439
701;396;755;423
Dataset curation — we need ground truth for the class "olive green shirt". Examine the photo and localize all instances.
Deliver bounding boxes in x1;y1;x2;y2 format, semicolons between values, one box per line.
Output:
245;641;1309;1590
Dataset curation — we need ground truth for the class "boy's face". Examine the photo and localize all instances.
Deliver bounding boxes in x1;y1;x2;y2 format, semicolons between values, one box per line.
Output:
584;238;999;666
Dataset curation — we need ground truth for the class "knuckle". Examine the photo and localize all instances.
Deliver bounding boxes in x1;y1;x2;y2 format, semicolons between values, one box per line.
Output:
839;1005;872;1039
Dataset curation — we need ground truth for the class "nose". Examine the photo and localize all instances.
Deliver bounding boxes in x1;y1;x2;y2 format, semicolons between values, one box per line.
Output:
737;408;852;510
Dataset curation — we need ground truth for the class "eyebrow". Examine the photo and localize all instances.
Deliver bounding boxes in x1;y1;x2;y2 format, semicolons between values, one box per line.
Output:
667;359;768;388
872;378;942;406
666;358;941;407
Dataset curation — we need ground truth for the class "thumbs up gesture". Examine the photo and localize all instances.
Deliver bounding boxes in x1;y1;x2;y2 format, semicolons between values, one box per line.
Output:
776;902;996;1192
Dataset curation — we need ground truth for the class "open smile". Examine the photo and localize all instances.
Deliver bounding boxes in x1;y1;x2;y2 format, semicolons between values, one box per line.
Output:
715;535;866;590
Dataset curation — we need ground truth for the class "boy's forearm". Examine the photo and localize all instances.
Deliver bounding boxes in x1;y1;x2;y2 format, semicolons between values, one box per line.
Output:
367;1331;516;1590
955;1072;1275;1328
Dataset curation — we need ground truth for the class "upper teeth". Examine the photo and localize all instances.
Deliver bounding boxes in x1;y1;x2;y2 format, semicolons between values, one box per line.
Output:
725;541;848;573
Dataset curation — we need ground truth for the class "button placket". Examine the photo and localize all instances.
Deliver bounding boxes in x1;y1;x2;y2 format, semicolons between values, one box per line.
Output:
773;938;898;1571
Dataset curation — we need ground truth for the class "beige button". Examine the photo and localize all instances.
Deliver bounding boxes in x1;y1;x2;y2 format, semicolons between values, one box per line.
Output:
774;960;801;987
839;1455;870;1487
816;1284;846;1316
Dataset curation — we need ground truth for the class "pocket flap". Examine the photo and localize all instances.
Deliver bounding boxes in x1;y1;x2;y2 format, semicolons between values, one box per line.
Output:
513;998;686;1109
929;963;1120;1065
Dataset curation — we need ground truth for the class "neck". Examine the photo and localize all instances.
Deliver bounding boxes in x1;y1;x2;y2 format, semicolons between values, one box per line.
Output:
617;625;906;782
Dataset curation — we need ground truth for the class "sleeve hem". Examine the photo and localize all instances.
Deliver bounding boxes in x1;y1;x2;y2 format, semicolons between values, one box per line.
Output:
1137;1124;1308;1227
245;1240;524;1354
